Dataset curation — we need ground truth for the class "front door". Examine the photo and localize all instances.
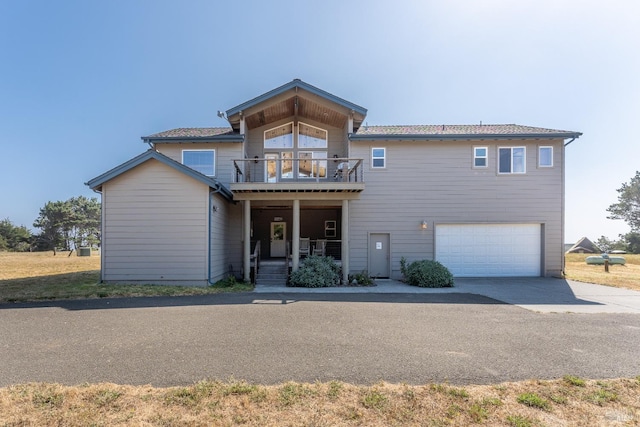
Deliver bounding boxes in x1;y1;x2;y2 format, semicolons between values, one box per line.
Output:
266;154;277;183
270;222;287;258
369;233;390;278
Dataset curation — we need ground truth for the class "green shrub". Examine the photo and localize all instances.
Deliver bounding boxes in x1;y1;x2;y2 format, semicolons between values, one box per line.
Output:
400;257;454;288
348;270;375;286
289;255;341;288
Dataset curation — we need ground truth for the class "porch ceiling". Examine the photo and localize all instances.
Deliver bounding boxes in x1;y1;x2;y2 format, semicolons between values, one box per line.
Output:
244;96;348;130
230;182;364;200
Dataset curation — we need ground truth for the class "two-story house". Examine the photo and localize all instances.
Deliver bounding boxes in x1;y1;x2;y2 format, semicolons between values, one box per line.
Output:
87;79;581;286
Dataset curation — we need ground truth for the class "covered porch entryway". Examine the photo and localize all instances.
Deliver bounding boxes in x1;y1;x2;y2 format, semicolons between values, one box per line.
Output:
251;205;343;260
235;195;359;285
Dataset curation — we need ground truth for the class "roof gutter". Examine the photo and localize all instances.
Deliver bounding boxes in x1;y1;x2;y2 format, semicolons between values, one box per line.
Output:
349;132;583;141
141;134;244;144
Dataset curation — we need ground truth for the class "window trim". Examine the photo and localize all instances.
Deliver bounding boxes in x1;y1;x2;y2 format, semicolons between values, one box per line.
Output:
498;146;526;174
473;146;488;168
182;149;216;177
297;122;328;149
538;146;553;168
297;151;327;179
371;147;386;169
264;122;294;149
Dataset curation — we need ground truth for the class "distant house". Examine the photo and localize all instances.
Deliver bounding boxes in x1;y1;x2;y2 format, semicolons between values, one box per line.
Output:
87;79;582;285
567;237;600;254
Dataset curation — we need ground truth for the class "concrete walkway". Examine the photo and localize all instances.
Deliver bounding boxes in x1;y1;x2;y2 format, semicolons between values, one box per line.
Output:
255;277;640;314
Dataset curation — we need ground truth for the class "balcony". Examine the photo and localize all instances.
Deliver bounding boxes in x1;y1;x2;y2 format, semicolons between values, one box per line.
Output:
230;157;365;196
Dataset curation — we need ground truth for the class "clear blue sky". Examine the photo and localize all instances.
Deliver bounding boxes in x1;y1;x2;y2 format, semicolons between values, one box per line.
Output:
1;0;638;243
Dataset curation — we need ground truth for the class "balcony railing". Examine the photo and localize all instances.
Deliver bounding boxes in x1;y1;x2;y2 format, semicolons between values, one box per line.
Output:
232;157;364;183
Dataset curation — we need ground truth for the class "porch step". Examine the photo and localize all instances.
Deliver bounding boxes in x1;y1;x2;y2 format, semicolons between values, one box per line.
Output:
255;260;288;286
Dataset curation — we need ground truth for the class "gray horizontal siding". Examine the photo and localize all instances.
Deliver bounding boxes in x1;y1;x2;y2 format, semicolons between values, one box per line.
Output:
348;139;565;277
157;142;242;187
102;159;210;284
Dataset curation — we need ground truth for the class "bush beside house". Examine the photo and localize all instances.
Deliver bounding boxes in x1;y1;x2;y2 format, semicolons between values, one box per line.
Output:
288;255;341;288
400;257;454;288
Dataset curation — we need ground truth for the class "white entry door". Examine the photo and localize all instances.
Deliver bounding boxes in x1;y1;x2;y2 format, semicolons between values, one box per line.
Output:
436;224;541;277
270;222;287;258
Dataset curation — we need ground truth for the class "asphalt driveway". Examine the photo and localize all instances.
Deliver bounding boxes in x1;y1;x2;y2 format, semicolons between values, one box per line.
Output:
1;289;639;387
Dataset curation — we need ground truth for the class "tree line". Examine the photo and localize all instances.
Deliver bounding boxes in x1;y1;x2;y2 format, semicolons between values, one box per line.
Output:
1;196;100;255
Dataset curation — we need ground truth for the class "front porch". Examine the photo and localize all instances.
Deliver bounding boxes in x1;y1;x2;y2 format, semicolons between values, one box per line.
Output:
235;198;359;285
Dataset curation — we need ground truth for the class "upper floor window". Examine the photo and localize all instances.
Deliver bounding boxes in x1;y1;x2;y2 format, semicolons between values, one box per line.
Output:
299;151;327;178
298;123;327;148
498;147;525;174
264;122;293;149
539;146;553;167
182;149;215;176
372;147;386;168
474;147;488;167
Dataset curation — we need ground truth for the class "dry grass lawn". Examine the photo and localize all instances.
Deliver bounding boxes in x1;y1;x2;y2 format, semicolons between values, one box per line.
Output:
564;253;640;291
0;377;638;426
0;251;251;302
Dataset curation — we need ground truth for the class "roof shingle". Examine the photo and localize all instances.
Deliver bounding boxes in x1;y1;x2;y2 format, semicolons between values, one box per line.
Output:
354;124;578;136
144;127;237;139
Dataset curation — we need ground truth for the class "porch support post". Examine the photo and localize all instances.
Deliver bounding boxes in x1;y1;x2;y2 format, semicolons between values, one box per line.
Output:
292;199;300;271
341;199;349;284
243;200;251;282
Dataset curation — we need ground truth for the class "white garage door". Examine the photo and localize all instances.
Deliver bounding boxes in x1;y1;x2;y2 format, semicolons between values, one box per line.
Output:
436;224;541;277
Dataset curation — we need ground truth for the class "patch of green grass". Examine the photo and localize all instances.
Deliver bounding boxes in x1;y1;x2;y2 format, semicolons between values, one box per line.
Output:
516;393;551;411
586;389;618;406
549;394;568;404
93;389;122;407
164;381;216;407
563;374;586;387
447;387;469;399
506;414;535;427
32;387;64;408
361;388;387;410
481;397;503;406
278;382;315;406
468;403;489;422
221;380;257;396
446;404;463;419
327;380;343;399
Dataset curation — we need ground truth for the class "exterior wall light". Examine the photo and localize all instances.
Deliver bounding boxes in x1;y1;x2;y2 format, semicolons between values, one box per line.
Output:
421;221;428;230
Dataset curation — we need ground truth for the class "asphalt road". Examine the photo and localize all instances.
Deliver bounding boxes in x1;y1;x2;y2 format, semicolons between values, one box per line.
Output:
1;292;639;387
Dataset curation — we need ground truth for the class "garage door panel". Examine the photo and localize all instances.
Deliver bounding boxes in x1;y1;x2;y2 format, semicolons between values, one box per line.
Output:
436;224;541;277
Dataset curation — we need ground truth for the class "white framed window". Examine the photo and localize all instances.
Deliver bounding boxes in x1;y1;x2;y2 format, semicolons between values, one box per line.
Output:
264;122;294;149
498;147;526;174
372;147;386;168
298;151;327;178
539;146;553;167
266;152;294;182
474;146;488;168
298;122;327;148
182;149;215;176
